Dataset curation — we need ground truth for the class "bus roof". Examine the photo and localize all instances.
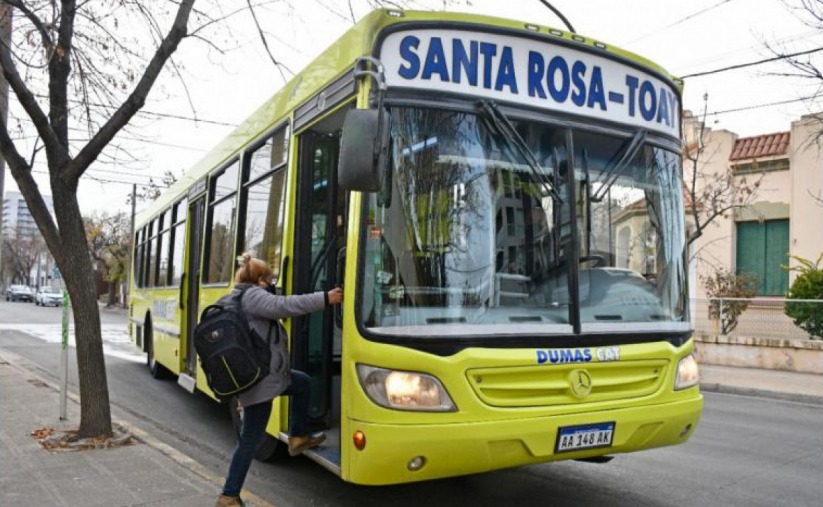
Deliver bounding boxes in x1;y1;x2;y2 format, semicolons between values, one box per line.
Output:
136;8;680;226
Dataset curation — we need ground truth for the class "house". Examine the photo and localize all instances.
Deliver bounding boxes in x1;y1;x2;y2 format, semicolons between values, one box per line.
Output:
682;111;823;298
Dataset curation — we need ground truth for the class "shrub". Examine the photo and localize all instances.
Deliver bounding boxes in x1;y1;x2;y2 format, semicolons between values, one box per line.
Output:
701;268;758;334
784;253;823;340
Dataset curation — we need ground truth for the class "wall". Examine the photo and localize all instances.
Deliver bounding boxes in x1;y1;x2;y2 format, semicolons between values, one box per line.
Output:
694;333;823;374
789;115;823;277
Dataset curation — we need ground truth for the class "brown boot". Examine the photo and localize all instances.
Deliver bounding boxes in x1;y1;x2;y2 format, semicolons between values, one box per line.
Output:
288;432;326;456
215;494;245;507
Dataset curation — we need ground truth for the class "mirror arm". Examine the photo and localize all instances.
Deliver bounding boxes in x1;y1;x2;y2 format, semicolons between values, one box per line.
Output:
354;57;388;163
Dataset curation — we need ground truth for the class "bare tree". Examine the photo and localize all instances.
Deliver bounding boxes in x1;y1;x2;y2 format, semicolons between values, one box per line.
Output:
766;1;823;144
701;267;758;334
771;2;823;88
0;0;198;438
126;169;180;205
682;97;763;258
1;225;46;285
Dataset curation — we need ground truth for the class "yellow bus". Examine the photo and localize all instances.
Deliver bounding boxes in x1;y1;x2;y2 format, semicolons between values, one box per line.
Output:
129;8;702;485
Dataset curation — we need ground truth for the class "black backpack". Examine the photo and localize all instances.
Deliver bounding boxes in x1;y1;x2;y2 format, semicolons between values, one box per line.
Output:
194;287;272;401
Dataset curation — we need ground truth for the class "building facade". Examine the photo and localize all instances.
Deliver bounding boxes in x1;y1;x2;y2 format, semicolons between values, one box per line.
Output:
1;191;56;288
1;191;48;238
683;112;823;298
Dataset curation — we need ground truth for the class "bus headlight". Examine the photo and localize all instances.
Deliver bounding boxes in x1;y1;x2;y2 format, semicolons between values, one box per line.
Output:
674;354;700;390
356;364;456;411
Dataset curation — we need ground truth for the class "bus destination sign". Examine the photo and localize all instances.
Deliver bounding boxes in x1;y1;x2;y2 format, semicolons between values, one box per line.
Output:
379;29;680;138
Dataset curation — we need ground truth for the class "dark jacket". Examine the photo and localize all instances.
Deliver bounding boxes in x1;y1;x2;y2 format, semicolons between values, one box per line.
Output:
232;283;326;407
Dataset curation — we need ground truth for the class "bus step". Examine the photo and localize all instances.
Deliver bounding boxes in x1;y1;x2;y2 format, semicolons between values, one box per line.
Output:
177;373;196;393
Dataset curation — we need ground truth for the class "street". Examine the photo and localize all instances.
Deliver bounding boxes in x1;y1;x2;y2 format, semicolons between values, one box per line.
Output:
1;299;821;507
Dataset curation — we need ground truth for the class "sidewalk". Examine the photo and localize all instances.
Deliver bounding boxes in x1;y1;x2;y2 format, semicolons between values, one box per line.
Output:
1;349;821;507
0;349;274;507
699;362;823;404
98;301;129;316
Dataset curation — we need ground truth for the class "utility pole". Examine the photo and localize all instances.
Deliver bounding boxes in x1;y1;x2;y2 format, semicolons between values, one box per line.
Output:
124;183;136;308
0;5;11;288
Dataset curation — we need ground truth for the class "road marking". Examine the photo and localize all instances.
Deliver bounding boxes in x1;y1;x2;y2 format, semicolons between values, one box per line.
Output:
0;324;143;363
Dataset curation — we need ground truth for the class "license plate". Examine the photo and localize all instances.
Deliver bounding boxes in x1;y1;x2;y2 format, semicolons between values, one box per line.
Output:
555;422;615;453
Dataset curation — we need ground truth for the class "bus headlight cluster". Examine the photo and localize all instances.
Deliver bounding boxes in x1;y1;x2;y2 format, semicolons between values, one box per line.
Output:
356;364;456;411
674;354;700;390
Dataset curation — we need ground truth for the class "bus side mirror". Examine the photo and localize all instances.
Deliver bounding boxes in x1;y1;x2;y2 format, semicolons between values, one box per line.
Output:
339;109;390;192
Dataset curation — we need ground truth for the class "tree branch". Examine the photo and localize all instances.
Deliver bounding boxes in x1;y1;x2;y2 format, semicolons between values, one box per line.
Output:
65;0;196;182
0;8;66;165
4;0;54;51
48;0;78;146
245;0;291;82
0;115;63;263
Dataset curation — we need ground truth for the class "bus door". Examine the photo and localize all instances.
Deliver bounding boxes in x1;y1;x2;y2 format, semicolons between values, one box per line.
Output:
293;119;347;435
181;195;206;387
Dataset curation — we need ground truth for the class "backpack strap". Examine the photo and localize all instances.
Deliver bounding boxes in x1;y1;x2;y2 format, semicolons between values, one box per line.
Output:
233;285;275;346
231;285;250;306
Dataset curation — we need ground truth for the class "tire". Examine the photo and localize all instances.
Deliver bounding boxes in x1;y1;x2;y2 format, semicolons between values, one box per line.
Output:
145;319;172;380
228;396;287;462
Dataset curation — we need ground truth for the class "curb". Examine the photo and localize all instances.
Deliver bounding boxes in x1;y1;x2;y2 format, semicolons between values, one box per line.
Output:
699;381;823;406
0;347;277;507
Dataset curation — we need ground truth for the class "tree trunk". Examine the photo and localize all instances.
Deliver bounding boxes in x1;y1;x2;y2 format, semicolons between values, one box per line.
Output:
106;281;116;308
52;185;112;438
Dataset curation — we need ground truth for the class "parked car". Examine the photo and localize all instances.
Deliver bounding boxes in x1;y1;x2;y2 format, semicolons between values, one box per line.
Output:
5;284;34;302
35;286;63;307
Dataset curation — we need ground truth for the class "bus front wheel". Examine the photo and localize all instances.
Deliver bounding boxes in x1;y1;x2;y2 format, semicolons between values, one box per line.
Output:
229;396;287;462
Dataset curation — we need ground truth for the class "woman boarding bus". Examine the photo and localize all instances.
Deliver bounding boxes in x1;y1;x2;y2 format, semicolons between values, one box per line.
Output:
129;8;702;486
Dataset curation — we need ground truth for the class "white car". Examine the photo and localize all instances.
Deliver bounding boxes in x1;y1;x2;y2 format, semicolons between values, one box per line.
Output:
6;284;34;302
35;286;63;307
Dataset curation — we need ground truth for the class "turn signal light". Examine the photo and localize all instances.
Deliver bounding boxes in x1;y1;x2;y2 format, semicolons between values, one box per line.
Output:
353;430;366;450
407;456;426;471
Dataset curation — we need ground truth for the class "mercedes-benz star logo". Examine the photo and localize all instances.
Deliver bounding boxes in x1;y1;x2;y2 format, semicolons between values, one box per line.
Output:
569;369;593;398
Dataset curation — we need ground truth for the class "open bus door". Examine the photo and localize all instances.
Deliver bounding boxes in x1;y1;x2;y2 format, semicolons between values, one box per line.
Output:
178;194;206;391
292;115;348;467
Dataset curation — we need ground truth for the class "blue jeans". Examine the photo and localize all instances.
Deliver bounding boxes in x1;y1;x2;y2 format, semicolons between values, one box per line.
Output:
221;370;313;497
283;369;311;437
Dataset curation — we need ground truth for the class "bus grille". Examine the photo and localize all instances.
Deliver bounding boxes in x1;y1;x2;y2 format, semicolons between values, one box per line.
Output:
466;360;668;407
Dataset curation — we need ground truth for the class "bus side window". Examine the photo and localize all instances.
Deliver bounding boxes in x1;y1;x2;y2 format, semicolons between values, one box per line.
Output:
203;160;239;284
146;219;156;288
157;208;172;287
170;198;187;286
239;125;290;280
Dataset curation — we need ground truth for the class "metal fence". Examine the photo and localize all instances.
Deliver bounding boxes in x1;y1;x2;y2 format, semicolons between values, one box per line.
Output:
691;297;823;340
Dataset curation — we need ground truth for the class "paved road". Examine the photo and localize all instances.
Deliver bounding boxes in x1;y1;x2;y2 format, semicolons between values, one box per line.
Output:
0;297;126;325
1;300;821;506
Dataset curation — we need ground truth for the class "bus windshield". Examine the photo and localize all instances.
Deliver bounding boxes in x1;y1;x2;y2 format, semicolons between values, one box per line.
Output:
360;106;688;337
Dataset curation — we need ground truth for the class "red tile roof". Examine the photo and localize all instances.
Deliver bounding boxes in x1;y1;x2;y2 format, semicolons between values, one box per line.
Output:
729;132;790;161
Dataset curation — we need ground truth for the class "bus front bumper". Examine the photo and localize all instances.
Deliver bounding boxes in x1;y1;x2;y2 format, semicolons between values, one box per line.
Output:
345;394;703;485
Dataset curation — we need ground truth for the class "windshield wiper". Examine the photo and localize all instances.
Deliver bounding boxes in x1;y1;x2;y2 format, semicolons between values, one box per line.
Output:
476;100;563;204
591;128;647;202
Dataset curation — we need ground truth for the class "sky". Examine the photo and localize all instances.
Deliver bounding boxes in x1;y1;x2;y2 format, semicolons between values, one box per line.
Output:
3;0;822;217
